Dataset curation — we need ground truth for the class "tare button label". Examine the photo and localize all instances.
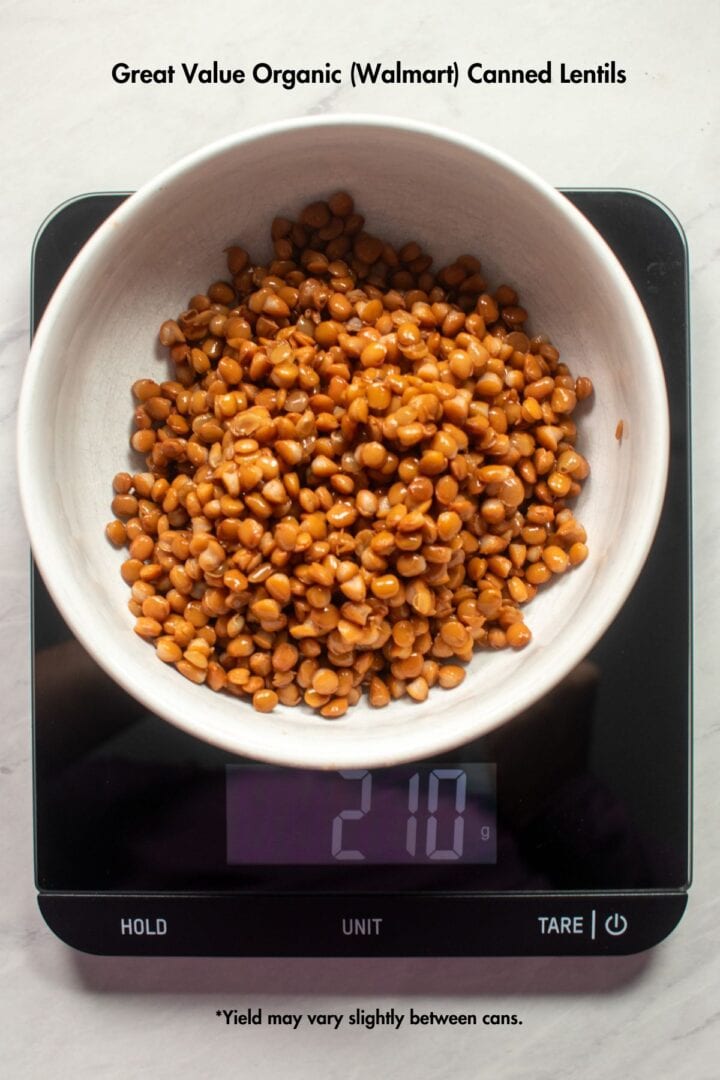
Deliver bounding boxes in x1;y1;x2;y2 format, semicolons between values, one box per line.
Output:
537;915;585;935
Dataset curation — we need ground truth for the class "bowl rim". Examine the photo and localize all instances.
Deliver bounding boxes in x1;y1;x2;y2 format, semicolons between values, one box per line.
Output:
17;114;670;768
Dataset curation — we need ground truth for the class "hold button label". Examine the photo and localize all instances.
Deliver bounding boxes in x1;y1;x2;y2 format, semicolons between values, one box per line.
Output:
120;917;167;936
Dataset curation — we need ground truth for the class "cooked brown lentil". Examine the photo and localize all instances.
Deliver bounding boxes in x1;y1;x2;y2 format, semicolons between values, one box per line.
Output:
108;193;594;716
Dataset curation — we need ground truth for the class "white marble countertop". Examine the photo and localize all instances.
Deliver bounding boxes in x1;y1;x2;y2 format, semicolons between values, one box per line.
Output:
2;1;718;1077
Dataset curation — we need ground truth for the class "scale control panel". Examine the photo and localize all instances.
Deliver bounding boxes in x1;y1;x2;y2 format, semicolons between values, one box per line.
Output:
38;893;687;957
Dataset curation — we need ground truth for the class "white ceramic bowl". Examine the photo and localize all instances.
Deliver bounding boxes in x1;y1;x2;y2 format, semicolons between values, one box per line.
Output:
18;116;668;769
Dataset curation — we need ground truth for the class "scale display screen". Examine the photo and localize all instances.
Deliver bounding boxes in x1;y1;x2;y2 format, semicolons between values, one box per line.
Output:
226;764;497;864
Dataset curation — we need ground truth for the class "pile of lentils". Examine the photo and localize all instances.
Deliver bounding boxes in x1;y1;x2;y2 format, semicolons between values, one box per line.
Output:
106;193;593;718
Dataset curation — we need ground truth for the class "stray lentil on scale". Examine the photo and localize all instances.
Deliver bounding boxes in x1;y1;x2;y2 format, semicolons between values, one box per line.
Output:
106;193;593;718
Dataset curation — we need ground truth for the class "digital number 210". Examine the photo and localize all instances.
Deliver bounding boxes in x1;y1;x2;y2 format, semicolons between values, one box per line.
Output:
331;769;467;861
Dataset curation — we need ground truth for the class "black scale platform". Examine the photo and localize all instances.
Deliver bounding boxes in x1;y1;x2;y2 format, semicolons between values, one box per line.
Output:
31;191;690;956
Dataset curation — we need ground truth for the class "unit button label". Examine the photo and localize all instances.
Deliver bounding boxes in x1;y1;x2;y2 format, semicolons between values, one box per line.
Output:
537;915;585;935
342;917;383;936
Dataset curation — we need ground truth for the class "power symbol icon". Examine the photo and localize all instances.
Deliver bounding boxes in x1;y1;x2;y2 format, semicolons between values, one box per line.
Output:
604;913;628;936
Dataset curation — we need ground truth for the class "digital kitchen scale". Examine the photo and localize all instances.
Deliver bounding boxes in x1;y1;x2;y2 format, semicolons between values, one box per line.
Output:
31;191;691;956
